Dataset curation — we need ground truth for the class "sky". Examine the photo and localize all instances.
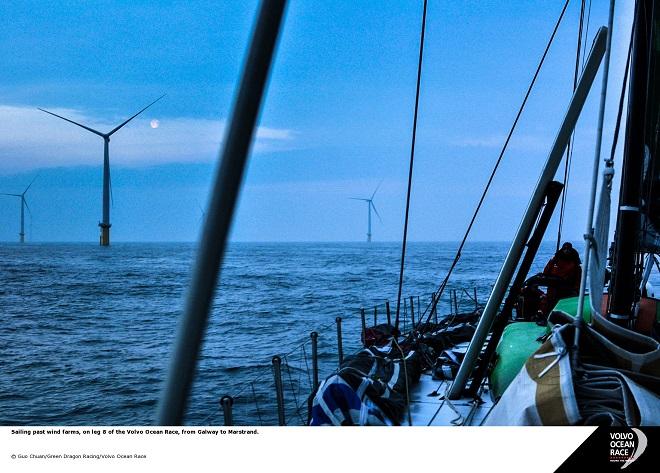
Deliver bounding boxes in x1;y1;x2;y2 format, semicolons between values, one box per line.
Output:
0;0;634;242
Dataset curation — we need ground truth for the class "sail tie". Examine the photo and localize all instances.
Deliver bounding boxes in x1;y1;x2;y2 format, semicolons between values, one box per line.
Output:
534;346;568;378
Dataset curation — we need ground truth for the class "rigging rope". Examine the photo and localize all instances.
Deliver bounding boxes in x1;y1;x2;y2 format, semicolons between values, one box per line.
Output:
610;23;635;167
250;382;264;424
301;343;312;389
558;0;587;250
392;337;413;426
283;355;306;424
417;0;573;328
395;0;428;326
581;0;594;67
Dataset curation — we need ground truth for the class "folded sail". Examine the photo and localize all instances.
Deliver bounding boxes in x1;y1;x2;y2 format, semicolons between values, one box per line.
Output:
588;166;614;317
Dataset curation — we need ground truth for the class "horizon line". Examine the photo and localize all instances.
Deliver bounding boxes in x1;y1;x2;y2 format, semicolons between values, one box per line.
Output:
0;239;582;244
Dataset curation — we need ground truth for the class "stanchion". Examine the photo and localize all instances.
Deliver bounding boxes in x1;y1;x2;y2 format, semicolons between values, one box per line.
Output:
335;317;343;366
219;395;234;426
431;293;437;324
272;356;285;426
409;296;415;328
360;309;367;346
310;332;319;390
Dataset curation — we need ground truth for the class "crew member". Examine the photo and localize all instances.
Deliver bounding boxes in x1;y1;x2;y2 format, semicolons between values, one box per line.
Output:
539;242;582;315
518;242;582;319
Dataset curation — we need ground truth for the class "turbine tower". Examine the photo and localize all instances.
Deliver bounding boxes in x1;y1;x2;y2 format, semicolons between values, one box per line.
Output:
39;95;165;246
1;176;36;243
350;181;383;242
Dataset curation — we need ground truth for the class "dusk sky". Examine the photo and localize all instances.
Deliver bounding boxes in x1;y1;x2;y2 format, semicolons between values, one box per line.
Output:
0;0;633;242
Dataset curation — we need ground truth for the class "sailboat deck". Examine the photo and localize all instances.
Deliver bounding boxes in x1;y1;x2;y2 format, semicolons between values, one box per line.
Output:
408;371;494;426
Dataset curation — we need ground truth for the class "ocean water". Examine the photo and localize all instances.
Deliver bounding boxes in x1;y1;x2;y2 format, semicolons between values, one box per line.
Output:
0;241;567;426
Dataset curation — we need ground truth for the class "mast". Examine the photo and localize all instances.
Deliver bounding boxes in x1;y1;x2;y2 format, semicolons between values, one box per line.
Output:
367;202;372;242
20;197;25;243
100;137;111;246
609;0;654;324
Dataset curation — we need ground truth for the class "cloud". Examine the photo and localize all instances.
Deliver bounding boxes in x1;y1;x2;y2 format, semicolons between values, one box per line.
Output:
0;105;295;172
448;133;550;153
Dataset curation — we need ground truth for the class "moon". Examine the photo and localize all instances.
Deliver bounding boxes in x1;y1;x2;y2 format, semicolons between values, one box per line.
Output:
150;119;160;129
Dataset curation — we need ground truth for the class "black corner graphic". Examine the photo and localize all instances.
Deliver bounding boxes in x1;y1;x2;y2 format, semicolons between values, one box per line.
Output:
556;427;659;472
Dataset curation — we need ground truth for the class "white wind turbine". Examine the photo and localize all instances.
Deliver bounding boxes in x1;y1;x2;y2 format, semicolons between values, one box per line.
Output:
350;181;383;242
1;175;37;243
39;95;165;246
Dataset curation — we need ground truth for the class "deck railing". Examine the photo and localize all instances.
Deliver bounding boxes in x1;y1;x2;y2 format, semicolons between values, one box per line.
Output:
203;287;483;425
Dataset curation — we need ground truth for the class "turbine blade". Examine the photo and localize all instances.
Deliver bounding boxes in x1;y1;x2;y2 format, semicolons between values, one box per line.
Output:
23;174;38;195
371;201;382;222
370;179;384;200
349;197;369;201
0;193;22;197
23;198;32;216
107;94;166;136
195;201;206;223
38;108;105;137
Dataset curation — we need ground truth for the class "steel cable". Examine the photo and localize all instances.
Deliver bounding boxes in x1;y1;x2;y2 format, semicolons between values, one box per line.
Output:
414;0;573;330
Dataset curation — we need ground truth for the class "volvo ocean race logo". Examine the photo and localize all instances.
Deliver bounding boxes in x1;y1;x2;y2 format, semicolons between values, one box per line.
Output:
609;428;648;469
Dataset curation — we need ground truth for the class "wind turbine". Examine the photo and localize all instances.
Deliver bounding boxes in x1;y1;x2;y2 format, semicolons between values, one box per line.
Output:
38;95;165;246
350;181;383;242
1;176;36;243
196;200;206;224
